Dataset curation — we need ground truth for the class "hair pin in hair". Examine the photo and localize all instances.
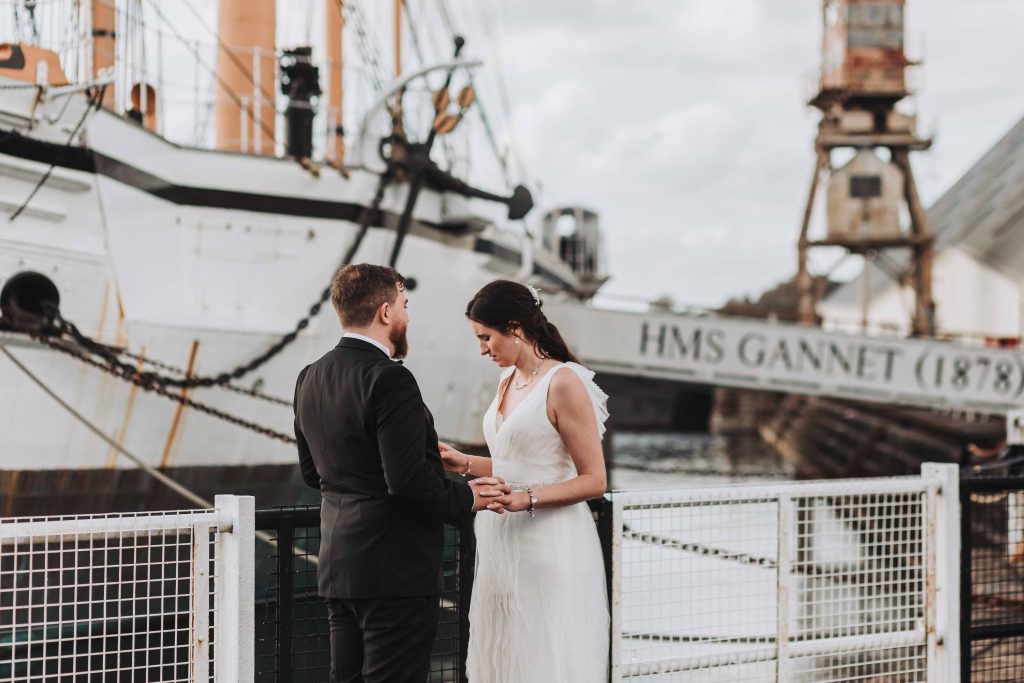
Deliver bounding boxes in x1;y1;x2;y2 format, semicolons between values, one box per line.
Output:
525;283;541;307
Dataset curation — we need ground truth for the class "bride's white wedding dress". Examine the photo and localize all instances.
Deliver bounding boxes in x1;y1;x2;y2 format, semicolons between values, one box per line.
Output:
466;362;610;682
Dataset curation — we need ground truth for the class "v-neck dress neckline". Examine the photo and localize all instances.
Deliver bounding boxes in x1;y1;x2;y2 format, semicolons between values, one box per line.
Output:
494;363;564;435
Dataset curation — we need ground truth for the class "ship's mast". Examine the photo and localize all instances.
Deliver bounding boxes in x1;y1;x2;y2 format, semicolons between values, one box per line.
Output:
326;0;345;165
91;0;115;109
393;0;402;78
214;0;276;153
796;0;935;336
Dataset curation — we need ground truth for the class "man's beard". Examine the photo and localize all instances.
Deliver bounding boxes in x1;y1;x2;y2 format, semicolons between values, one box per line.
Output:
389;322;409;359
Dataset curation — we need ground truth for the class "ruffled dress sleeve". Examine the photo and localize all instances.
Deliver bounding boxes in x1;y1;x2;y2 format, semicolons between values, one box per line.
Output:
562;362;610;439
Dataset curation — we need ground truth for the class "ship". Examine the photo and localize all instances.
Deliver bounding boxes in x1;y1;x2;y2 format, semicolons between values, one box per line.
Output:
0;0;653;516
3;1;1019;520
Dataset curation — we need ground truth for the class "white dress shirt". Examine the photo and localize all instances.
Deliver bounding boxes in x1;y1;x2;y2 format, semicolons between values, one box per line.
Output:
343;332;392;358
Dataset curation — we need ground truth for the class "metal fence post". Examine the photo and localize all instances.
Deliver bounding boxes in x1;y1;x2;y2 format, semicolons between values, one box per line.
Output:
457;518;476;683
606;494;622;683
594;496;615;683
215;494;256;683
959;472;974;683
190;522;212;682
922;463;961;683
776;494;795;681
276;514;294;683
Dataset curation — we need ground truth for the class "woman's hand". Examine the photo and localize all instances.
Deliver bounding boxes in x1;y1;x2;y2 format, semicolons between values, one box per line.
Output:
439;441;470;474
487;490;532;513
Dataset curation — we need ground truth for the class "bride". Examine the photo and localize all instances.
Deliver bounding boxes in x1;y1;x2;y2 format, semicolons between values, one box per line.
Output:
440;279;610;682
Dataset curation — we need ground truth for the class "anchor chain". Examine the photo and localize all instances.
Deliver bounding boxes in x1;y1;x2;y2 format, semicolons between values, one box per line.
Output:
0;160;395;443
1;167;391;446
37;168;391;394
119;350;293;407
30;333;298;444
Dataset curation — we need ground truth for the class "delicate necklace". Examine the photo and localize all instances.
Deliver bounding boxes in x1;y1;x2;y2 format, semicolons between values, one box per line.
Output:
513;361;543;390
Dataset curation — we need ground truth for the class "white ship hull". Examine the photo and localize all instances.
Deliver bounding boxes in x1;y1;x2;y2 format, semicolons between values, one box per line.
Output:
0;82;582;493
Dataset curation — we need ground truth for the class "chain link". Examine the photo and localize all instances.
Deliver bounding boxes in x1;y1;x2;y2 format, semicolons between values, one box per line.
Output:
119;350;294;407
35;168;390;394
33;334;298;444
0;158;395;444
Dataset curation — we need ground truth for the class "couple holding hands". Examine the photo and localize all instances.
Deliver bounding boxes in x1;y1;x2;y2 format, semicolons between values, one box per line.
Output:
295;263;609;682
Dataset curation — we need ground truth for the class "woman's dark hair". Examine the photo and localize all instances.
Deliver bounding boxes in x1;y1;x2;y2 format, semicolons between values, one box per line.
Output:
466;280;580;363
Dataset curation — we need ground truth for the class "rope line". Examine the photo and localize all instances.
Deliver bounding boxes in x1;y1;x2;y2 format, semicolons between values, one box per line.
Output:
1;344;212;508
8;87;98;222
1;344;305;555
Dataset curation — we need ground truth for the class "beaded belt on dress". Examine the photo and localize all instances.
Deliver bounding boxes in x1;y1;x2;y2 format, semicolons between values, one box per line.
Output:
508;481;561;490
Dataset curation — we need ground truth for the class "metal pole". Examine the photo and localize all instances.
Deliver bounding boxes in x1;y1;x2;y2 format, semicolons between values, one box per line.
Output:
776;494;795;680
797;149;827;324
326;0;345;165
253;48;262;155
190;523;212;681
276;516;295;683
193;40;200;144
595;497;615;683
393;0;402;78
457;519;475;683
608;495;622;683
240;95;249;152
214;494;256;683
959;473;973;683
892;147;935;336
923;463;962;682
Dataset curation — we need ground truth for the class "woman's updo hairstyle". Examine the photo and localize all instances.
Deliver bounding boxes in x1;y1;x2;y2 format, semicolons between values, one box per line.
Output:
465;280;580;364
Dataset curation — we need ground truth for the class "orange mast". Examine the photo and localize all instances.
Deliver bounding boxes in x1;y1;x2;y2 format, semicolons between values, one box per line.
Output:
91;0;116;109
393;0;402;78
326;0;345;164
214;0;276;153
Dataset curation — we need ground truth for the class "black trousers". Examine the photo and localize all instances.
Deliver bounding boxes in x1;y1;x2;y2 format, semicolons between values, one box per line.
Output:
326;595;439;683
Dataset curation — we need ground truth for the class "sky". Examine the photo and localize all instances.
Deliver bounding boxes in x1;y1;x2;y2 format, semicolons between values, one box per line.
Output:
459;0;1024;308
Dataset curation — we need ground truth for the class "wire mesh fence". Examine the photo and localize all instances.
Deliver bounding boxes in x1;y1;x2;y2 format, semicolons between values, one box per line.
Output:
253;507;472;683
961;471;1024;683
0;509;227;682
609;473;953;682
5;470;994;682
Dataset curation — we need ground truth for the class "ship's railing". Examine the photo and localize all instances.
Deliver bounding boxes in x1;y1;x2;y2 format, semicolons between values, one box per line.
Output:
606;464;961;682
959;465;1024;682
0;494;254;683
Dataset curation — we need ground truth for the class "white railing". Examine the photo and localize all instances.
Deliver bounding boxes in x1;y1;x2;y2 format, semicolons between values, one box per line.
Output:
0;494;254;683
2;470;963;682
607;463;960;682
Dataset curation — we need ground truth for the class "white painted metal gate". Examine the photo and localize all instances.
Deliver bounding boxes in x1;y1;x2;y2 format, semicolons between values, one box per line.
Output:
0;495;254;683
607;464;960;682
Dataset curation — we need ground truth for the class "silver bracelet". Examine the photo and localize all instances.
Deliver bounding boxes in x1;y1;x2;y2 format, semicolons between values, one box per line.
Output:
461;455;471;478
526;485;537;518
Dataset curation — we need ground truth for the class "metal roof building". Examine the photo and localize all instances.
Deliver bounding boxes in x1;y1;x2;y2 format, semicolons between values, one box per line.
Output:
821;112;1024;336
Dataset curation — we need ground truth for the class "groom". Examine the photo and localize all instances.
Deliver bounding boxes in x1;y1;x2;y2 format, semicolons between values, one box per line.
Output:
294;263;508;682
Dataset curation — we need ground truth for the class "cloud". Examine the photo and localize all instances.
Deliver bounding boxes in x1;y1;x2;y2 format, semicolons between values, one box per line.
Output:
476;0;1024;309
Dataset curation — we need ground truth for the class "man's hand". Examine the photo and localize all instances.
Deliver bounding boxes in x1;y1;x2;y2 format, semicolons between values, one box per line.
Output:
439;441;469;473
469;477;510;512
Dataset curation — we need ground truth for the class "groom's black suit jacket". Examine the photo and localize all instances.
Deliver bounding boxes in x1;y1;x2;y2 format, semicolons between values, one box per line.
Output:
294;336;474;599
